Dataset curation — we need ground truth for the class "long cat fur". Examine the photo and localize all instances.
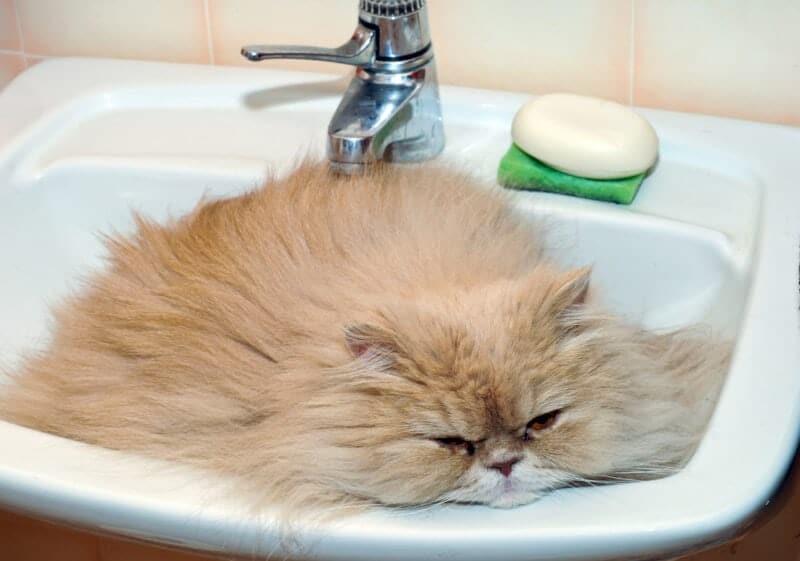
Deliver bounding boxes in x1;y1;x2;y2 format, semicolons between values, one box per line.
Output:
0;162;729;515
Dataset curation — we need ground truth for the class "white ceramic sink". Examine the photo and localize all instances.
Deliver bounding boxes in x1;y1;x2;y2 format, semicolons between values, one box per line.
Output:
0;58;798;561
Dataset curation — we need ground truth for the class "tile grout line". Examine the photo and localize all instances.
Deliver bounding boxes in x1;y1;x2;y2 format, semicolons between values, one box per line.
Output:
11;0;28;68
203;0;215;65
628;0;636;106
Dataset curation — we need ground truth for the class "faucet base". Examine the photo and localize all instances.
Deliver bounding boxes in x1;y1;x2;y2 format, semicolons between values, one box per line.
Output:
326;63;445;168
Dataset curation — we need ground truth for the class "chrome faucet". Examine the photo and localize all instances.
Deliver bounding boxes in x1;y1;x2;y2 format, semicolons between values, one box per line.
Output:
241;0;445;173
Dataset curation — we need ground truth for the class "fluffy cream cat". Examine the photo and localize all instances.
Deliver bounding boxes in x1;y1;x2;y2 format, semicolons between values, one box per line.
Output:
0;163;728;514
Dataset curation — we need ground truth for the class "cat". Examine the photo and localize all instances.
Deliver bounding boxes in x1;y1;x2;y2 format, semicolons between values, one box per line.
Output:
0;162;729;515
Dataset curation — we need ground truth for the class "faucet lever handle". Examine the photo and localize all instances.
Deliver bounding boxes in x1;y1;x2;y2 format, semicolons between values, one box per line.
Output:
241;25;375;67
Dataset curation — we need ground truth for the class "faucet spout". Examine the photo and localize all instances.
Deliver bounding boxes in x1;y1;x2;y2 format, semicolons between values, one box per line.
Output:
241;0;444;170
327;66;443;171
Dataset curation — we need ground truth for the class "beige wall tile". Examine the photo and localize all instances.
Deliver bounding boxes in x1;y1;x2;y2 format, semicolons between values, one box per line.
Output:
209;0;355;75
428;0;632;102
0;51;25;90
4;0;800;127
0;0;20;51
17;0;211;64
635;0;800;126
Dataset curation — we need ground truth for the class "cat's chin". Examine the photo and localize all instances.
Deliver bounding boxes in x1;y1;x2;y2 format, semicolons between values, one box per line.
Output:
486;489;541;509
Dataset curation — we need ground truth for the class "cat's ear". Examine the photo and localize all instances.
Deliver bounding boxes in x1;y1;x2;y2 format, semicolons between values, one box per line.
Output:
552;267;592;310
344;323;402;362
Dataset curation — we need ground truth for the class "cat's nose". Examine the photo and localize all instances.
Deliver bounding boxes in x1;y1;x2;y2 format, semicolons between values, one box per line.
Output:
488;457;521;477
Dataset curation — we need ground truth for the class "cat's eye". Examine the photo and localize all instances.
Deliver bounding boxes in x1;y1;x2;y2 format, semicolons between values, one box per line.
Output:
434;437;476;456
524;409;561;440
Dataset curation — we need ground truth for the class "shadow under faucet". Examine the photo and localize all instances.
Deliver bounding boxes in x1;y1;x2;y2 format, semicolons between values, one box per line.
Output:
241;77;351;111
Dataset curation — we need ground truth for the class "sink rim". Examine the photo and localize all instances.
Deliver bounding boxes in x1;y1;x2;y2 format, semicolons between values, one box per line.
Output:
0;57;798;561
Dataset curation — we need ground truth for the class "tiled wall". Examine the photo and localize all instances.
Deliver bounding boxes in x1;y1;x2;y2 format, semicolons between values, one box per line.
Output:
1;0;799;126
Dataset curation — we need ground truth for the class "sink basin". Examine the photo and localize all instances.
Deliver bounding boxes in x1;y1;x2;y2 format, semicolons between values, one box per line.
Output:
0;58;798;561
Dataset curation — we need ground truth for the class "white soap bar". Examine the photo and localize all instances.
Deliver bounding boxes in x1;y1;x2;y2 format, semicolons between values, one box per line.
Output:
511;93;659;179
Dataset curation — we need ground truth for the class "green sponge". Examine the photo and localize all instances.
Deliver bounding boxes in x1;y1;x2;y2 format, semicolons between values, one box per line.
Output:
498;144;646;205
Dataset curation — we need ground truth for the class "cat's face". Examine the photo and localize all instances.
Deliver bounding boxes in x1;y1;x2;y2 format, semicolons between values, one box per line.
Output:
318;267;654;508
